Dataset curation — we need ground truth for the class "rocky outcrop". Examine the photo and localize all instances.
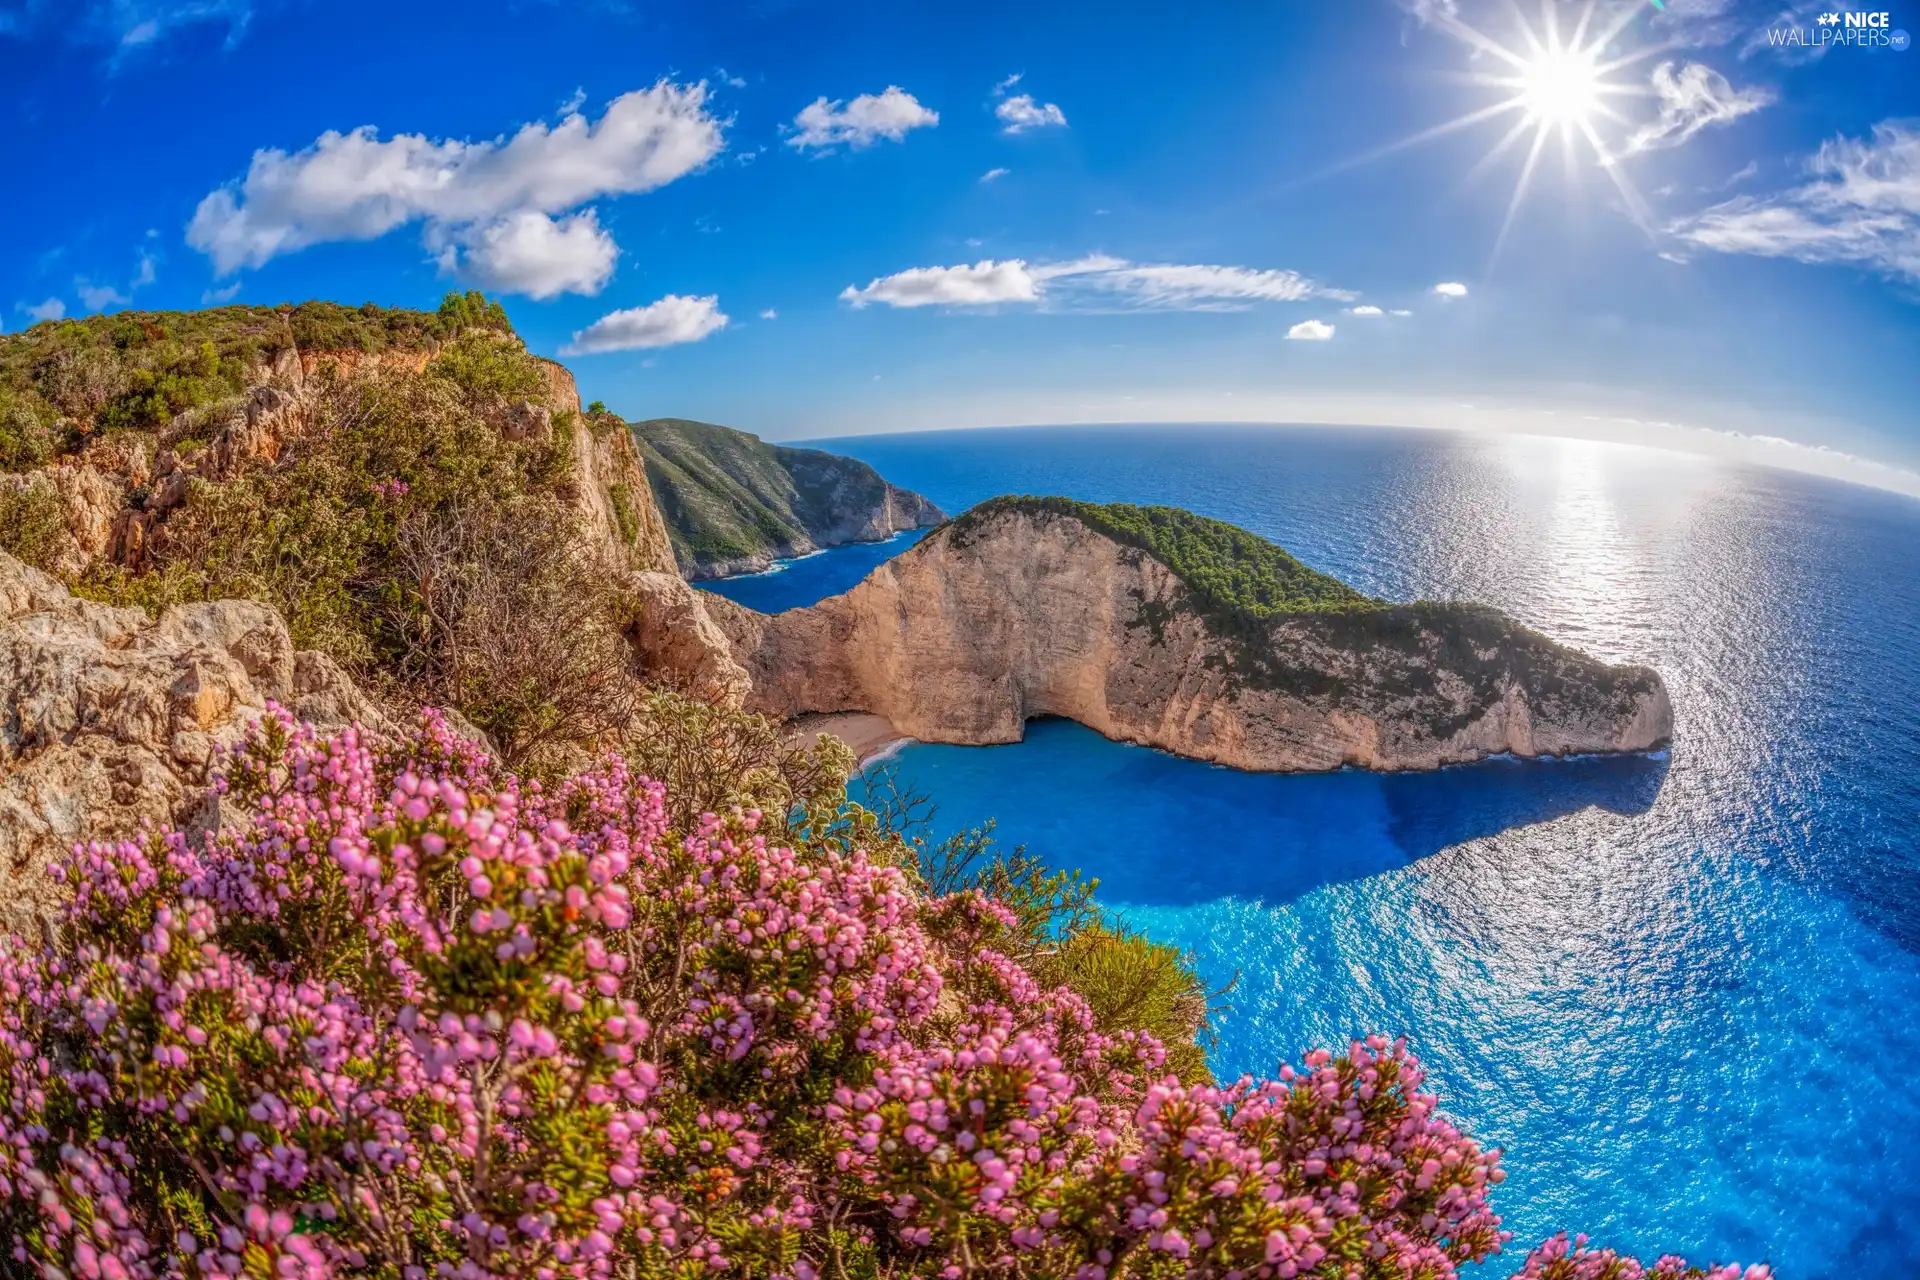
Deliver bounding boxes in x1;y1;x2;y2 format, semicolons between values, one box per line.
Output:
625;571;752;707
706;503;1673;773
0;551;384;933
630;418;945;580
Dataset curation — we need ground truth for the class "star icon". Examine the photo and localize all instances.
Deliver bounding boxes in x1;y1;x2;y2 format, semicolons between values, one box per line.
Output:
1818;11;1840;24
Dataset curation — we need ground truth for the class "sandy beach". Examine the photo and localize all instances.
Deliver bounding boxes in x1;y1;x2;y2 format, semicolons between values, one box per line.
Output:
788;712;908;763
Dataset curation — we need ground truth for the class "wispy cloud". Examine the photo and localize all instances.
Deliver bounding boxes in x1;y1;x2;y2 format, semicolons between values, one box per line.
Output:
841;254;1345;312
1;0;266;62
562;294;729;355
16;298;66;323
1286;319;1335;341
995;94;1067;134
74;246;159;313
1623;61;1773;155
980;167;1010;183
1669;120;1920;281
787;86;937;150
1347;304;1385;316
187;81;723;298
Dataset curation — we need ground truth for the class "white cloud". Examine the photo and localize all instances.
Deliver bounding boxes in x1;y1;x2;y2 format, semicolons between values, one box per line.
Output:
439;209;618;299
759;308;778;320
787;87;937;150
76;281;130;311
995;94;1067;134
1347;304;1384;316
841;254;1345;312
202;281;243;304
1625;61;1773;155
981;167;1010;183
992;72;1023;94
1669;120;1920;281
1286;319;1335;341
841;260;1039;309
18;298;65;323
1433;281;1469;297
187;80;723;294
561;294;729;355
1391;308;1413;316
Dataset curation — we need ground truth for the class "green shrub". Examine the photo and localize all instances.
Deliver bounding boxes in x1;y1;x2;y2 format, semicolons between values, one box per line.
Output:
426;329;545;403
0;478;66;571
0;397;52;470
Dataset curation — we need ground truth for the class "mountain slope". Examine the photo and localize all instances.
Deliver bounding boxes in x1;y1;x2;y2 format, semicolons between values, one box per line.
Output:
628;416;945;579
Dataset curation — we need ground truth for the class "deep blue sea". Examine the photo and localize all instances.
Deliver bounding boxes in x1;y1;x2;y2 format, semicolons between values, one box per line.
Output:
703;425;1920;1277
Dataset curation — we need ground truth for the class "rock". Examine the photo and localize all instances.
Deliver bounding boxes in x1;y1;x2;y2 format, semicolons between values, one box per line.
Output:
0;551;387;934
626;571;752;707
570;414;679;576
709;502;1674;773
502;398;553;443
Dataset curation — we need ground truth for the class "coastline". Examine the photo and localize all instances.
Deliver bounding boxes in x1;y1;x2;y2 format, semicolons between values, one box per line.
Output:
788;711;908;764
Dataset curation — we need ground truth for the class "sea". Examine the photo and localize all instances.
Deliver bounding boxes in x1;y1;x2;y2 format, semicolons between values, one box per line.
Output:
700;424;1920;1276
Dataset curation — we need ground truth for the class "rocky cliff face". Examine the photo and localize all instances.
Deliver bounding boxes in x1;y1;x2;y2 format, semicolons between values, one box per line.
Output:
630;418;945;579
0;550;384;934
535;360;677;575
706;504;1673;772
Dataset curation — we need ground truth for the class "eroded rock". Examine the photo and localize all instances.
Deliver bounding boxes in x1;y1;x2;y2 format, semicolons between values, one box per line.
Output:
0;551;386;933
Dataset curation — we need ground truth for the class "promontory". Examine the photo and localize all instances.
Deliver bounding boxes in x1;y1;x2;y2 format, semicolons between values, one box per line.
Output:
701;496;1674;772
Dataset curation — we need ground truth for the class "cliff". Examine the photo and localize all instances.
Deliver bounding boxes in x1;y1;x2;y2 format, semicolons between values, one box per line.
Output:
705;498;1673;772
629;417;946;579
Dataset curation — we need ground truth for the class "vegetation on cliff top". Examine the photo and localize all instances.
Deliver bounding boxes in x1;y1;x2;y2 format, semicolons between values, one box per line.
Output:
0;292;510;468
950;496;1378;619
629;415;943;575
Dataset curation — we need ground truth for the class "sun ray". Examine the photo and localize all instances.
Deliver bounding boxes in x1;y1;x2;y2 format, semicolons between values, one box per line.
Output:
1492;124;1552;264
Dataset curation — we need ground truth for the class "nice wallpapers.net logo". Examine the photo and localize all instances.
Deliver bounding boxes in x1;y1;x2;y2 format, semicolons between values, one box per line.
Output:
1764;10;1912;49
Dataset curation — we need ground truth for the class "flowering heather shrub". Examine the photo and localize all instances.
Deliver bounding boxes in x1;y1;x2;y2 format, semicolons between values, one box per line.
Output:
0;710;1769;1279
1515;1235;1773;1280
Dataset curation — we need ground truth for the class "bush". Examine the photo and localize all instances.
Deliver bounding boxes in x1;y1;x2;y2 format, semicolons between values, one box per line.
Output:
0;477;67;571
387;496;644;775
0;397;54;470
0;710;1770;1280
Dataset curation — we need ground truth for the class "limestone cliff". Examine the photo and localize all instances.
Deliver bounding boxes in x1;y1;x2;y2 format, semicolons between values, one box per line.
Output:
0;550;384;933
629;417;946;579
706;499;1673;772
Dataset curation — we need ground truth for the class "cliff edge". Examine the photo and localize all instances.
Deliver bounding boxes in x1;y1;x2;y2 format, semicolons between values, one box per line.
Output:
705;497;1673;772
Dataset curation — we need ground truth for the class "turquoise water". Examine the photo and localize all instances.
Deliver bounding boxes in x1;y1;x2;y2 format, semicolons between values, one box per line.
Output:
720;425;1920;1275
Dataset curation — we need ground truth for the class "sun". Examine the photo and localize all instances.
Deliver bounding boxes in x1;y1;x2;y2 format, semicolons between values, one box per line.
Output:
1515;47;1605;127
1332;0;1662;257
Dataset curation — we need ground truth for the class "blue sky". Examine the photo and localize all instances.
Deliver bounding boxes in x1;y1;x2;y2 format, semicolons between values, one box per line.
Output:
2;0;1916;493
